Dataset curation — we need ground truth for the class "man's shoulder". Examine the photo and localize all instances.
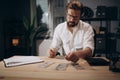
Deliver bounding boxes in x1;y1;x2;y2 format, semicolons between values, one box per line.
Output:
54;22;66;32
80;20;90;26
56;22;66;29
78;20;93;32
79;20;92;28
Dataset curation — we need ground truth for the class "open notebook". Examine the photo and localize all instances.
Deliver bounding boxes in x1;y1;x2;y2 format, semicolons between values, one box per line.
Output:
3;56;44;67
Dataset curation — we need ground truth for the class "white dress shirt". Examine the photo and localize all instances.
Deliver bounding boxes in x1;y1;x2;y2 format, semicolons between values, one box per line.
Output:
50;20;94;55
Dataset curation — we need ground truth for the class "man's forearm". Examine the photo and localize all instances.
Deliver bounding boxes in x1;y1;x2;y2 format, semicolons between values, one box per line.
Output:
76;47;92;59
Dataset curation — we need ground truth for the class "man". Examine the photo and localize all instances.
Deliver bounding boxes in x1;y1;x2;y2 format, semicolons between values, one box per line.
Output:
48;0;94;63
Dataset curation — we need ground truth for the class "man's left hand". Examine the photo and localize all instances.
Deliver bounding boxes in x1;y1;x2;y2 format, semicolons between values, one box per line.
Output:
65;52;79;63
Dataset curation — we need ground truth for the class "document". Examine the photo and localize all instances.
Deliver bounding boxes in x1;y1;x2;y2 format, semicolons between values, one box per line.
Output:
3;56;44;67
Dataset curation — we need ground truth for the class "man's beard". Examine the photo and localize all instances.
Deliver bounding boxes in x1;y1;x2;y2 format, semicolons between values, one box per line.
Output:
67;21;78;27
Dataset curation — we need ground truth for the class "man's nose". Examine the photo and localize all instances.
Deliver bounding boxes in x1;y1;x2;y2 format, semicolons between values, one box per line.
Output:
70;17;76;21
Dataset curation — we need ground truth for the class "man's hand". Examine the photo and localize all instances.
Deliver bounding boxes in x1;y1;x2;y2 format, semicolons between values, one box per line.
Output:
47;49;56;58
65;52;79;63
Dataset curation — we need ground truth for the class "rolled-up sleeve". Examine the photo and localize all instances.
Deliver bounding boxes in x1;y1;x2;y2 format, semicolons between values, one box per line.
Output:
83;25;95;54
50;26;62;51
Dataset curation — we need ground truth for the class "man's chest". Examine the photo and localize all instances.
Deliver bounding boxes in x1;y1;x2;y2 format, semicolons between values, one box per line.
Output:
60;31;84;46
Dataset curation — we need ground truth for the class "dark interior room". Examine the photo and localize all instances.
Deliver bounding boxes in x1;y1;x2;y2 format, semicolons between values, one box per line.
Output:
0;0;120;79
0;0;120;60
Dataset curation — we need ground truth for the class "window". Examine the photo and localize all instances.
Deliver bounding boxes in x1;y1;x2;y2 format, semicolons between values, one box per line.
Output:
36;0;48;27
55;0;64;8
35;0;67;37
36;0;49;38
54;17;64;29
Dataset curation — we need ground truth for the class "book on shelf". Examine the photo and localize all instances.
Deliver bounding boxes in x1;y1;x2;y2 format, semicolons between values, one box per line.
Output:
3;56;44;67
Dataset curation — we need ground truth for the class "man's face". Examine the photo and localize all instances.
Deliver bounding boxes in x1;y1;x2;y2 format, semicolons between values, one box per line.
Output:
66;9;80;27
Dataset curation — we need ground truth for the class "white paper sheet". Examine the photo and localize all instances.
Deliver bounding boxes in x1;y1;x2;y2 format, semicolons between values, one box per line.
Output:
3;56;44;67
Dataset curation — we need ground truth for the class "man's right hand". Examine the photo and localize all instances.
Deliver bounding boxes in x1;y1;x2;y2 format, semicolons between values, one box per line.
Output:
47;49;56;58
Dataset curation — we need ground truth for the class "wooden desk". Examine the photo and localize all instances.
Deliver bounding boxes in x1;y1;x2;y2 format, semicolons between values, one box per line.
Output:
0;56;120;80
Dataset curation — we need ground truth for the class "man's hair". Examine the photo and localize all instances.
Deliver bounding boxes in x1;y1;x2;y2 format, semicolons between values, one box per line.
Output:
66;0;83;13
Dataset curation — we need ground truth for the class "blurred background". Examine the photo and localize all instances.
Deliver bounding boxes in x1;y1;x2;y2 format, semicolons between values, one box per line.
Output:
0;0;120;60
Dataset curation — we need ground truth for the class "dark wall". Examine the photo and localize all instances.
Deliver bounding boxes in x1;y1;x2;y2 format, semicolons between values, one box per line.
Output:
0;0;30;60
0;0;30;20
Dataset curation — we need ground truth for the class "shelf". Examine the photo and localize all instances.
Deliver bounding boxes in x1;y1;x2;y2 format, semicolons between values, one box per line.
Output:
95;34;106;38
81;17;119;21
81;17;119;57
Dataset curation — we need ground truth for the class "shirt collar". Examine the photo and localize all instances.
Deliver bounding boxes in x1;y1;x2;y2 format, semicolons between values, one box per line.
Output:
66;21;80;33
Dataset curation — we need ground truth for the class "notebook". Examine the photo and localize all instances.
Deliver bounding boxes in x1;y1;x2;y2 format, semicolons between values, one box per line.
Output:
3;56;44;67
